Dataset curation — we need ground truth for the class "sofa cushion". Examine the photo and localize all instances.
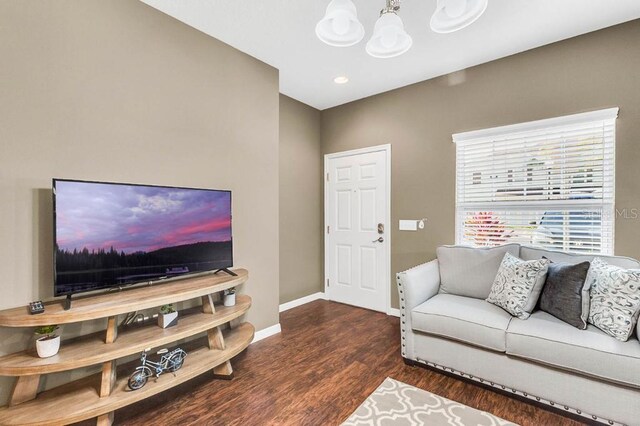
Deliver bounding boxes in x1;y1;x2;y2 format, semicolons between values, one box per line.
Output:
411;294;513;352
519;245;640;269
507;311;640;388
539;260;591;329
437;244;521;299
587;258;640;342
486;254;549;319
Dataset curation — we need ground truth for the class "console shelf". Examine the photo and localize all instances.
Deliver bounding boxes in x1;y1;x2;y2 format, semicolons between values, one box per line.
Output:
0;295;251;376
0;269;248;327
0;323;254;426
0;269;252;426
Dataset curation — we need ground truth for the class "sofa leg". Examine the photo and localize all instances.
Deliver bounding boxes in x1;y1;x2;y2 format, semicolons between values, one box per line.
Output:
402;357;416;367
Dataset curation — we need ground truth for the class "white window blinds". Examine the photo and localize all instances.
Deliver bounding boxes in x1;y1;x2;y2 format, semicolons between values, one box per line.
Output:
454;108;617;255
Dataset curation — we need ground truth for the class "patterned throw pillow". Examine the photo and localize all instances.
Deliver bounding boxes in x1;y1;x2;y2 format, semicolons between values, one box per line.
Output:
587;258;640;342
486;253;550;319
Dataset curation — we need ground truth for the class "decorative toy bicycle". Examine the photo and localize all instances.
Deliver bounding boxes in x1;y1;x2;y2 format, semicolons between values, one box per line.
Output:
127;347;187;390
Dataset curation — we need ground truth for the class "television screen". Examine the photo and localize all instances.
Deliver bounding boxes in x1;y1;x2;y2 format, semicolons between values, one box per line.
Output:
53;179;232;296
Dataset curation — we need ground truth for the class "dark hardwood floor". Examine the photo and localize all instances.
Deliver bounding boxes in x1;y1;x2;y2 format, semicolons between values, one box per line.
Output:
111;300;585;425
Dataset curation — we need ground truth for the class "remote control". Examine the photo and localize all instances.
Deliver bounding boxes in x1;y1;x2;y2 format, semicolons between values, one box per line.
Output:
29;301;45;315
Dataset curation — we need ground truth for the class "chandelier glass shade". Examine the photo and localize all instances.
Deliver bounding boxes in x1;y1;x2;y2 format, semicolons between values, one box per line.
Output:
316;0;488;58
315;0;365;47
430;0;489;34
365;12;413;59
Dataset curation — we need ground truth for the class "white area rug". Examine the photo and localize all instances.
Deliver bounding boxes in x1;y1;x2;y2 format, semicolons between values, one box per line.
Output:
342;377;519;426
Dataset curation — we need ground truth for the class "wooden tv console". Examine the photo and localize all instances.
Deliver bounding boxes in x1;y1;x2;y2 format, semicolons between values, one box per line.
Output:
0;269;252;425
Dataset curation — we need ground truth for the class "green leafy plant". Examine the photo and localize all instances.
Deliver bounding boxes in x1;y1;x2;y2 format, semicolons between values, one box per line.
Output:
34;325;58;339
224;287;236;295
159;304;176;315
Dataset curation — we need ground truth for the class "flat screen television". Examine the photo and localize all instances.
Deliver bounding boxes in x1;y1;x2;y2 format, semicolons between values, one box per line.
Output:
53;179;233;298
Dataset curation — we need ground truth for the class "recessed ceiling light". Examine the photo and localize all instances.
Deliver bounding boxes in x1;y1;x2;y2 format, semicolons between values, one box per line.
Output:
334;76;349;84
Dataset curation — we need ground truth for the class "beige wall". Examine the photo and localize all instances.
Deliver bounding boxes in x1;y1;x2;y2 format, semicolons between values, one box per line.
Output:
0;0;279;403
1;0;638;405
279;95;323;304
321;20;640;309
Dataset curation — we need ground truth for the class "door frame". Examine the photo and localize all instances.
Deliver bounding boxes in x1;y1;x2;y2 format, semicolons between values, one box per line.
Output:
324;143;392;315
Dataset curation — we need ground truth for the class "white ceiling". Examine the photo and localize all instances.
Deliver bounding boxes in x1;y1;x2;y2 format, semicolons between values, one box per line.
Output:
141;0;640;110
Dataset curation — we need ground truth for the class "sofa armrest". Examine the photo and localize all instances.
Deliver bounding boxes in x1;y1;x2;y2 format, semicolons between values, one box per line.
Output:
397;259;440;312
396;259;440;360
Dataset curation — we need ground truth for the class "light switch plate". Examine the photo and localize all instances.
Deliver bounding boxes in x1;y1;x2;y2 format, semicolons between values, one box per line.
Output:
399;220;418;231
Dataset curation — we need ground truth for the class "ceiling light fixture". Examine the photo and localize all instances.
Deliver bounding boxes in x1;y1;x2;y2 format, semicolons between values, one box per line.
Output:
366;0;413;59
315;0;365;47
430;0;488;34
316;0;488;58
334;76;350;84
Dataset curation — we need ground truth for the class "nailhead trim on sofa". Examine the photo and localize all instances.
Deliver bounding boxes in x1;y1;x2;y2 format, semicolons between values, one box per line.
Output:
411;357;620;426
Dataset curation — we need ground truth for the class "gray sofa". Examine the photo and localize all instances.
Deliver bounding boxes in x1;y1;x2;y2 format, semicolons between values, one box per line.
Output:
397;244;640;426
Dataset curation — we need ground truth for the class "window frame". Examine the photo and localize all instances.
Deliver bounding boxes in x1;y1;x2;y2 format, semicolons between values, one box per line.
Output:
453;108;618;255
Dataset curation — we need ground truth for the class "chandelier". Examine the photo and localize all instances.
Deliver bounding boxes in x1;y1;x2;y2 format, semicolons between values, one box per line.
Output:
316;0;489;59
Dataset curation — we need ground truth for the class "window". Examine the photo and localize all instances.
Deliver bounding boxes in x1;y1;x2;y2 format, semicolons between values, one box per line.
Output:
454;108;617;254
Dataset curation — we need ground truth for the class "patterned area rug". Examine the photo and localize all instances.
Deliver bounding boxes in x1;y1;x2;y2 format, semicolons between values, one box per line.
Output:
343;378;519;426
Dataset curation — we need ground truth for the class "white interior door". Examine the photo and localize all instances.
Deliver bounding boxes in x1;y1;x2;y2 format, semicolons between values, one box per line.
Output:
325;145;390;313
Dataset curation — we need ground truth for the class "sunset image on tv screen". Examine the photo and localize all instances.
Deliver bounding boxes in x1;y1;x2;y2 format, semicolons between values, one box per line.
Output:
54;180;232;295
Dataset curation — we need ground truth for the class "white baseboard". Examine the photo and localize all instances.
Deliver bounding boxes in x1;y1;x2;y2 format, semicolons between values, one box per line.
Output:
252;298;397;345
251;292;327;345
279;292;327;312
251;323;281;344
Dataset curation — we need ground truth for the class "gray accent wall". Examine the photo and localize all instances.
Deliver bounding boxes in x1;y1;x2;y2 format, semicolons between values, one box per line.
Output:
279;95;324;304
321;20;640;309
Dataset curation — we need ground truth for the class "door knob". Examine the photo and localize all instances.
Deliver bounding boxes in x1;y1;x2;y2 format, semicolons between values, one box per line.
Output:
372;237;384;243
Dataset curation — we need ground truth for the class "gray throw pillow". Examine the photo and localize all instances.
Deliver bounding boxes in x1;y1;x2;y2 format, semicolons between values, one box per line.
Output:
539;260;591;329
437;244;521;299
587;258;640;342
486;253;549;319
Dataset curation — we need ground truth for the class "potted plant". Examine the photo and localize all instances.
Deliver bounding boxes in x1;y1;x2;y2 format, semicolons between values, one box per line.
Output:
158;304;178;328
223;287;236;307
34;325;60;358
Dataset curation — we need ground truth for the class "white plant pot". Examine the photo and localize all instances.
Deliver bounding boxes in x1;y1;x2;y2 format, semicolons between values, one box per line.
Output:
36;335;61;358
223;293;236;307
158;311;178;328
